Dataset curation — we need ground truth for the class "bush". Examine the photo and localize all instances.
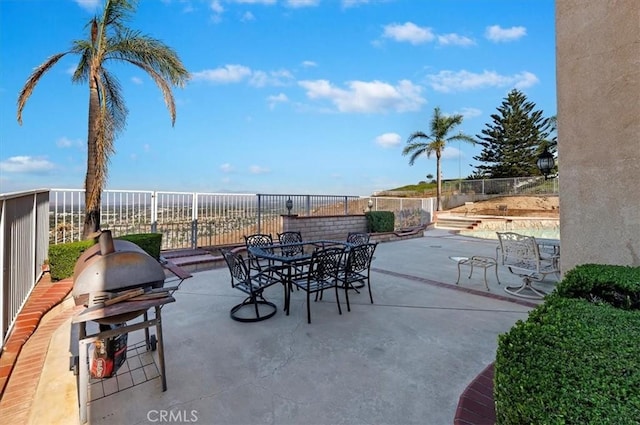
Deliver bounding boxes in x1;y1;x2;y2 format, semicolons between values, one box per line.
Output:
365;211;394;232
495;264;640;424
495;297;640;424
47;232;163;281
48;239;96;281
554;264;640;309
117;233;163;260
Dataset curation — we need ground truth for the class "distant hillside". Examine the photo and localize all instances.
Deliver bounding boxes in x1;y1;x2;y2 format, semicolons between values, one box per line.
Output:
375;182;437;197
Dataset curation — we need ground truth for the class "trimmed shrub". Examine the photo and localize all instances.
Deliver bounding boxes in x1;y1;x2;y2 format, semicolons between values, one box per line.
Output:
47;232;163;281
48;239;95;281
495;297;640;424
365;211;394;233
495;263;640;424
554;263;640;309
117;233;163;260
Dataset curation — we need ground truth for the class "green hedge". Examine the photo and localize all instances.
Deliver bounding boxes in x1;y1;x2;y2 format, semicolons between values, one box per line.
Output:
117;233;162;261
554;263;640;309
48;239;96;281
365;211;394;233
48;233;162;281
495;264;640;424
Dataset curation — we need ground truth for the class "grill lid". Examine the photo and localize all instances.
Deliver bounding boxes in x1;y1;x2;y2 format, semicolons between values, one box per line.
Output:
72;231;166;306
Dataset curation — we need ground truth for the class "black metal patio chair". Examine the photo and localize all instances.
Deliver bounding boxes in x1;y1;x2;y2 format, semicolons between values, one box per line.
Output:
290;246;345;324
221;248;281;322
244;233;275;273
338;242;378;311
346;232;370;246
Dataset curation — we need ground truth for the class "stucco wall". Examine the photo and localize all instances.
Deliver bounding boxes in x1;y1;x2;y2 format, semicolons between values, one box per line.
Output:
556;0;640;271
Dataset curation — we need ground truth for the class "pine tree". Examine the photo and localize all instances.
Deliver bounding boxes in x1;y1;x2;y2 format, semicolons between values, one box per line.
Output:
473;89;553;178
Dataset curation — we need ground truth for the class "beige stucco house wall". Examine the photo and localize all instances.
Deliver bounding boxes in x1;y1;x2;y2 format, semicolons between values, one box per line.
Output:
556;0;640;272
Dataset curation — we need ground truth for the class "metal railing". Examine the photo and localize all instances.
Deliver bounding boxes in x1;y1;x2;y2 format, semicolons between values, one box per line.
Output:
49;190;435;250
1;190;49;349
377;176;559;197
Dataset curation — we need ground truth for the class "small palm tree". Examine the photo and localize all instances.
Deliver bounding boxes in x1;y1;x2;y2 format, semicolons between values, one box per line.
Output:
402;107;475;210
17;0;190;238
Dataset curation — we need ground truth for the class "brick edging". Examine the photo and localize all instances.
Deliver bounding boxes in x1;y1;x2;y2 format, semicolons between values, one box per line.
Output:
0;275;73;398
454;363;496;425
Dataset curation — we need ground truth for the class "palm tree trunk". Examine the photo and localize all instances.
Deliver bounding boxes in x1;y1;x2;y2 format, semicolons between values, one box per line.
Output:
436;155;442;211
83;76;101;238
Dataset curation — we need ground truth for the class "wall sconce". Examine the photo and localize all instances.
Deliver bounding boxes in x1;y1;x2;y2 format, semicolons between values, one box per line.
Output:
285;197;293;215
367;199;373;212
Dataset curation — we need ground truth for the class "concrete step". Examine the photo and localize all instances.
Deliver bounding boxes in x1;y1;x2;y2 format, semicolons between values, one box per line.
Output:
435;217;482;230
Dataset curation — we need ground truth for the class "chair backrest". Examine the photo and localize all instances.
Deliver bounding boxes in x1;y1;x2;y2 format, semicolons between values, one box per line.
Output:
278;231;304;256
308;247;345;281
496;232;542;272
346;232;370;246
345;242;377;273
220;248;249;287
244;233;273;249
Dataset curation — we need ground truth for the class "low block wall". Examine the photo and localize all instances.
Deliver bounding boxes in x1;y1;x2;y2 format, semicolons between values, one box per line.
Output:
282;214;368;240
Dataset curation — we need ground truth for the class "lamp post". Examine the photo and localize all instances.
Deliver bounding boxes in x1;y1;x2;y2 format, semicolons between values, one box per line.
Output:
536;147;555;180
367;199;373;212
285;197;293;216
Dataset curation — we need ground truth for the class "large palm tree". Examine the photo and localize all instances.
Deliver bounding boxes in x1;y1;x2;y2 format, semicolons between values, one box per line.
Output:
17;0;190;238
402;107;475;210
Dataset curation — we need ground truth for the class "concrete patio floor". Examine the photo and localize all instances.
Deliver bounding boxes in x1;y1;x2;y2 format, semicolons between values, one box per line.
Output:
24;229;556;424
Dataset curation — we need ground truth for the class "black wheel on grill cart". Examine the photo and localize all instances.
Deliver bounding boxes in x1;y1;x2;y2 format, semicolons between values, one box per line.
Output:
147;334;157;351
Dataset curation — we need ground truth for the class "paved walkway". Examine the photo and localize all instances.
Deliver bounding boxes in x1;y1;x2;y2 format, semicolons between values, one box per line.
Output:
0;229;551;425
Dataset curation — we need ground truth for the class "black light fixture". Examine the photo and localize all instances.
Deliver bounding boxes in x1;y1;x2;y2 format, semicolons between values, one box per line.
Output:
285;197;293;215
367;199;374;212
536;146;555;179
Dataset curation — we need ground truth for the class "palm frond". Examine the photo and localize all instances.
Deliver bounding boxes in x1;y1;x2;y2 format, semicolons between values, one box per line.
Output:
123;59;177;125
17;53;69;125
107;32;190;87
99;69;127;136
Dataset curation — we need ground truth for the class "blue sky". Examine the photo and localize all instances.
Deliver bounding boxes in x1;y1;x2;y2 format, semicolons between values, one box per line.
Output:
0;0;556;196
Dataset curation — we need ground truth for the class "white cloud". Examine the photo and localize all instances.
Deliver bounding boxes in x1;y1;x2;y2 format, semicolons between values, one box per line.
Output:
191;65;292;87
0;156;55;174
382;22;435;45
298;79;425;113
249;69;294;87
267;93;289;109
437;33;475;47
286;0;320;7
342;0;370;7
301;60;317;68
427;70;539;93
485;25;527;42
131;76;143;85
232;0;276;4
220;163;234;173
249;165;270;174
457;107;483;119
240;11;255;21
191;65;252;84
74;0;99;12
441;146;461;160
210;0;224;13
375;133;401;148
56;137;74;148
